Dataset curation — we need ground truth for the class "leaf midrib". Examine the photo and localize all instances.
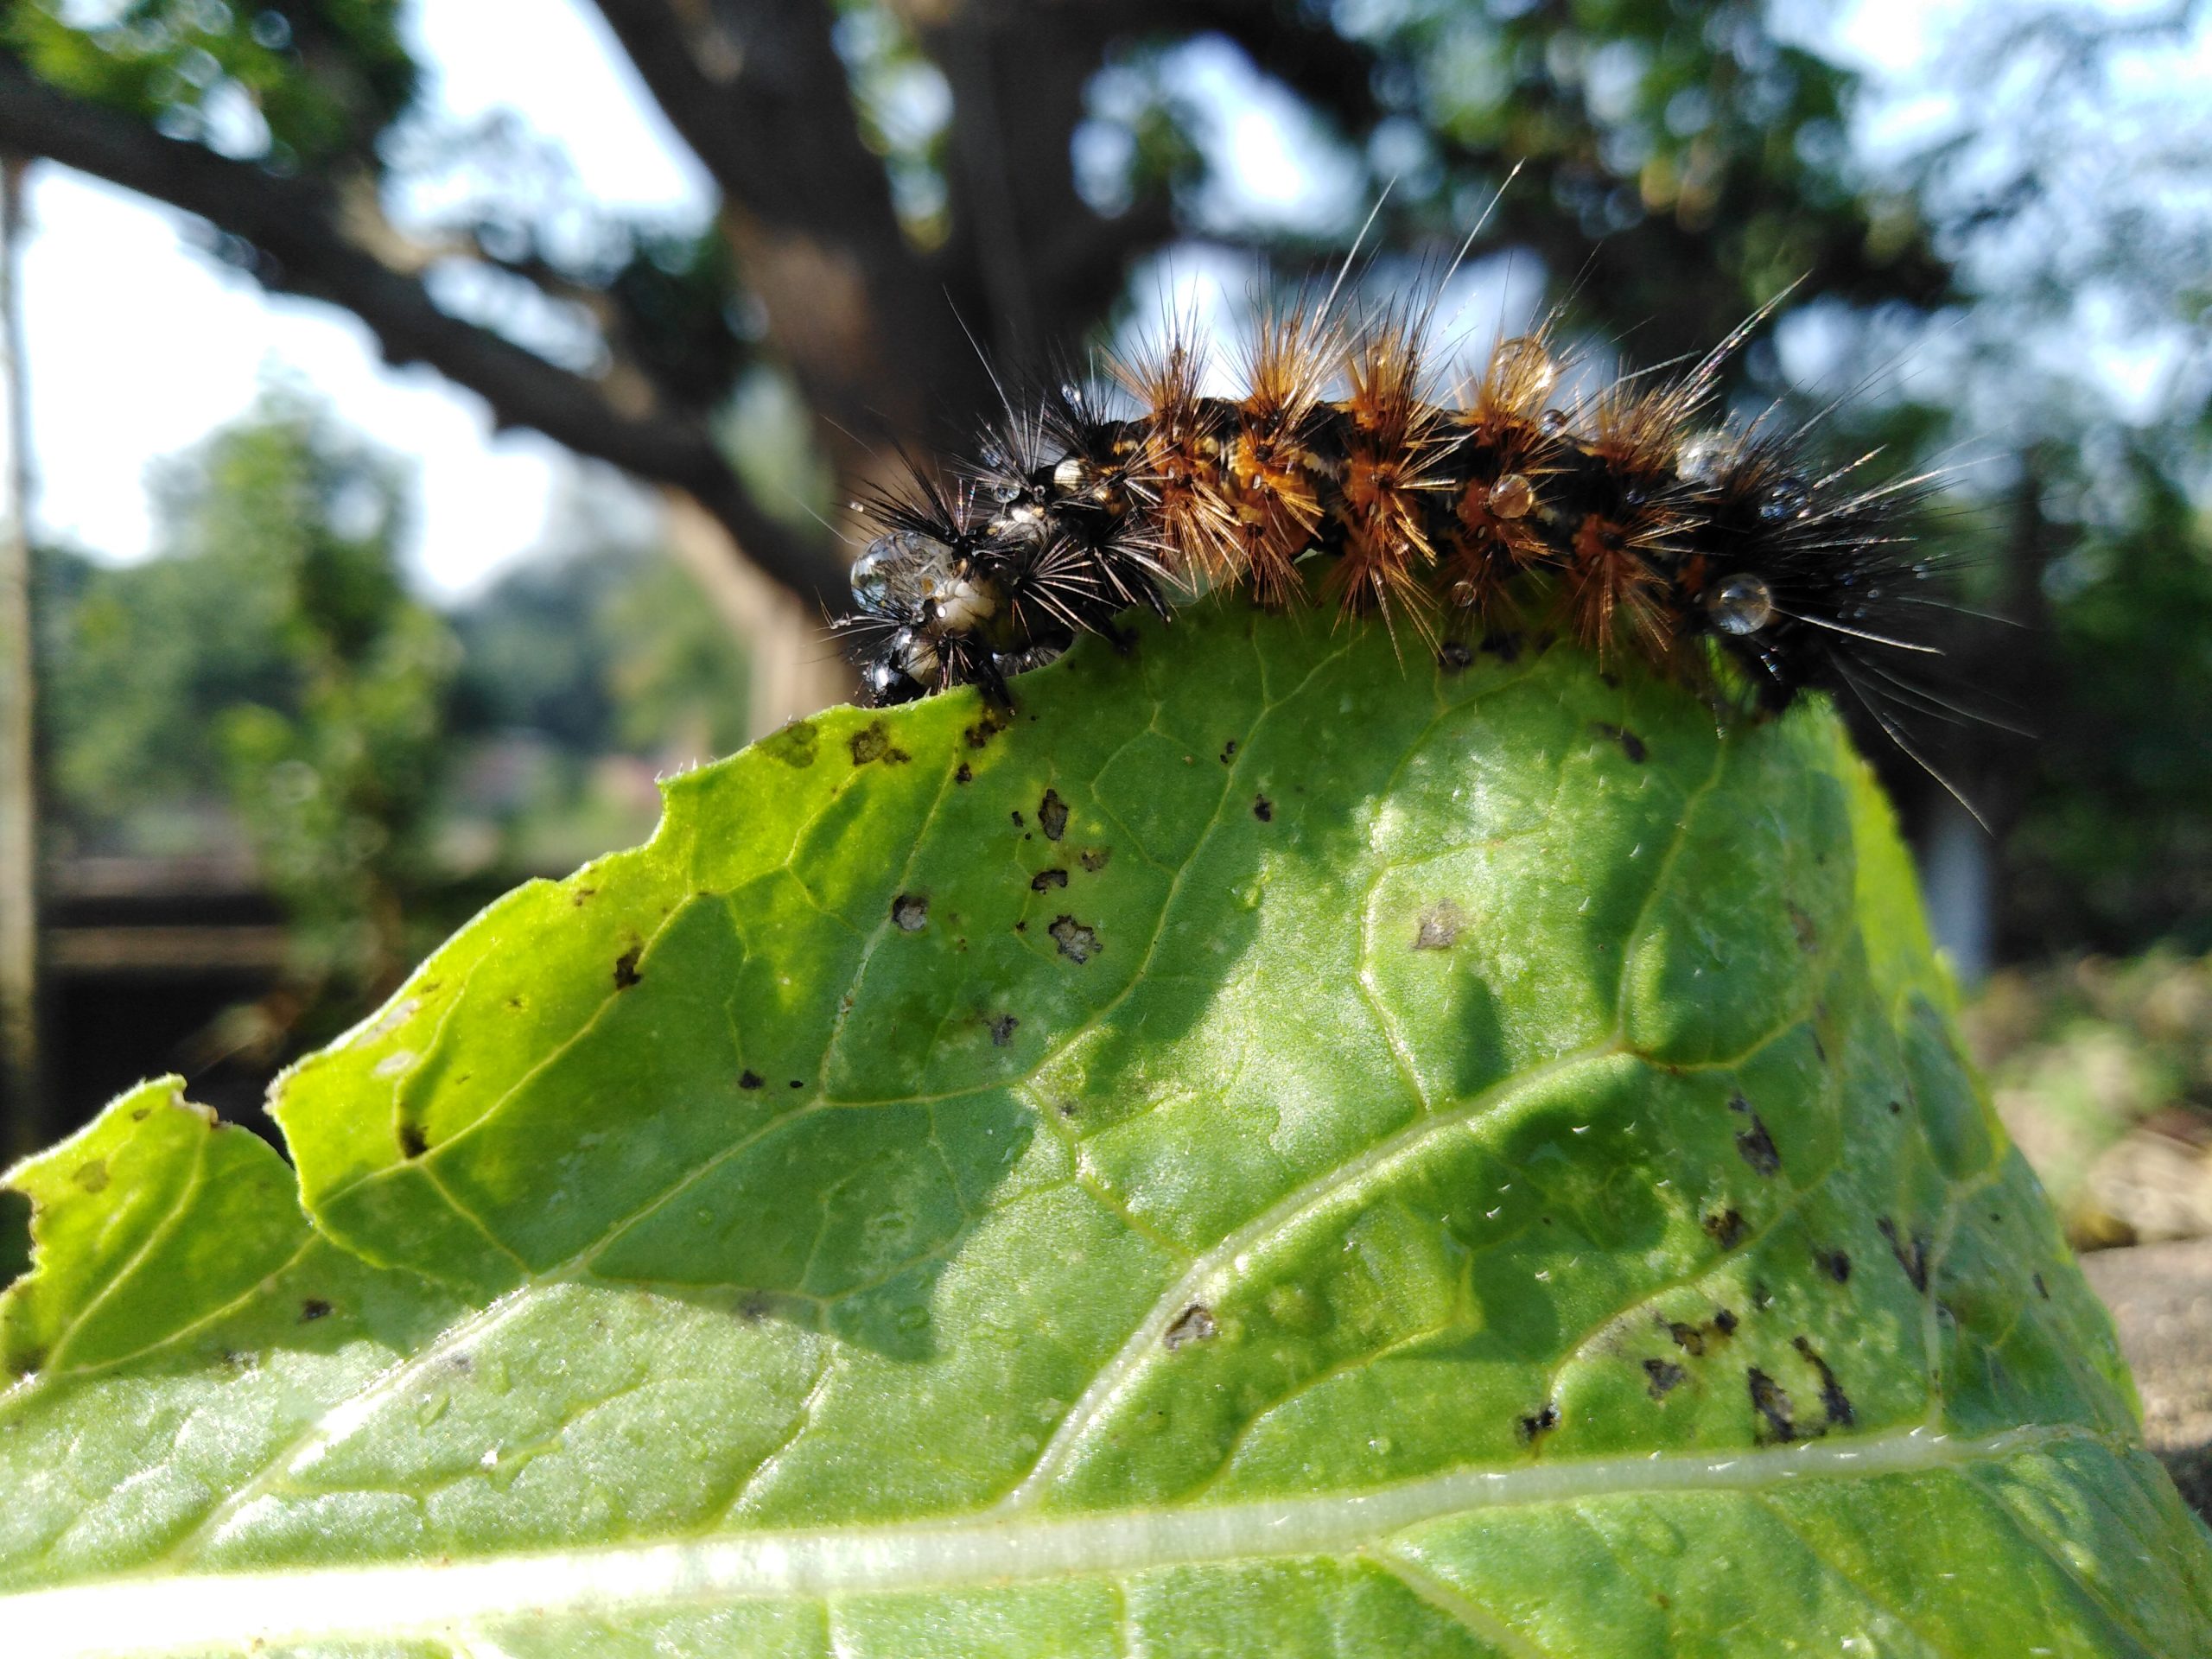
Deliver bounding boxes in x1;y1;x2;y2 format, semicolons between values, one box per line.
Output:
0;1423;2096;1659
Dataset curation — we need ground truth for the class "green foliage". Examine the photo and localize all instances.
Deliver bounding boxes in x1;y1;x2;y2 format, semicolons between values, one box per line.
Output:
4;0;414;165
443;523;753;874
3;608;2206;1654
40;391;455;1009
2012;451;2212;952
599;556;752;757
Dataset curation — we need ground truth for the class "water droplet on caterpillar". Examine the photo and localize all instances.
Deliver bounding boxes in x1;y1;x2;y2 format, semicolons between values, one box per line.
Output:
849;540;900;610
1493;335;1558;404
1052;456;1092;494
1677;431;1732;486
1759;476;1809;521
889;626;942;683
1706;573;1776;635
864;658;907;701
1491;474;1535;518
850;530;953;611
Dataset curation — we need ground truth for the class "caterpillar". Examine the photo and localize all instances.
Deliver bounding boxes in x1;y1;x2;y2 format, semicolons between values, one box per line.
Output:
833;290;1943;743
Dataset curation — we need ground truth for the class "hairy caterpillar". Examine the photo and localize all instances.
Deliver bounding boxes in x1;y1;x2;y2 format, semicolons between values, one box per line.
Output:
833;287;1943;747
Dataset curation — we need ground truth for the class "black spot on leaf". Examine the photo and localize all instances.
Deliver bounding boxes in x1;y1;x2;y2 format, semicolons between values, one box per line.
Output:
1481;630;1522;663
740;1071;764;1090
1793;1336;1854;1428
2033;1272;2050;1300
613;946;644;989
1164;1304;1217;1350
1220;739;1239;762
1734;1111;1782;1177
1414;902;1464;950
1815;1246;1852;1283
1664;1309;1737;1356
1643;1358;1686;1397
964;709;1008;748
989;1014;1019;1048
399;1122;429;1160
1438;639;1474;672
892;893;929;931
954;762;973;784
1252;795;1274;822
1516;1402;1560;1444
1702;1209;1748;1250
1049;915;1101;963
763;719;819;767
299;1299;333;1323
1591;721;1648;762
1031;868;1069;893
1747;1368;1797;1443
849;721;910;766
1079;848;1111;873
1878;1217;1930;1292
1038;789;1070;841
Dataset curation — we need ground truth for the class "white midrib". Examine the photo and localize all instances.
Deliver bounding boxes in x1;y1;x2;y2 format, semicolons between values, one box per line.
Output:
0;1423;2080;1659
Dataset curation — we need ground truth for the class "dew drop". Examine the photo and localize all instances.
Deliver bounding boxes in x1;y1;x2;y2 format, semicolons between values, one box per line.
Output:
1677;430;1732;484
1759;476;1809;521
1705;573;1776;636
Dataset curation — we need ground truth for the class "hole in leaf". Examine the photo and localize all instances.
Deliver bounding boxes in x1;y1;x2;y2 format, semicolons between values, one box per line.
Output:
1049;915;1100;963
1163;1304;1217;1350
1038;790;1070;841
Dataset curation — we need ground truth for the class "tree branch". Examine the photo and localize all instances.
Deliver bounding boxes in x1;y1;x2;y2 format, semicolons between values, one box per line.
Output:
587;0;997;450
0;55;847;613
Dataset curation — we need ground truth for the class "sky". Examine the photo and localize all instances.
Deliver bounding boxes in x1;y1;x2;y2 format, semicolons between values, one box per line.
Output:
18;0;711;597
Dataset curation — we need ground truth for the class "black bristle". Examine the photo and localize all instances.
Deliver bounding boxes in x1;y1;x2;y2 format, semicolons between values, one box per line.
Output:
830;309;1970;799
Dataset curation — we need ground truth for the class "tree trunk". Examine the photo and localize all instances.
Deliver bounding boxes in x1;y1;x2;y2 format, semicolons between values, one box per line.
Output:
662;491;854;739
0;156;46;1156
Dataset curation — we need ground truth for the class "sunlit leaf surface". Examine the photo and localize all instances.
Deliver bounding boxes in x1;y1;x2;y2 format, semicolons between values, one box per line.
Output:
4;604;2208;1657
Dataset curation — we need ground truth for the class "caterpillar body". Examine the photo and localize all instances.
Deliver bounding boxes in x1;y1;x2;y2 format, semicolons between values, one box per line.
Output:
834;303;1939;733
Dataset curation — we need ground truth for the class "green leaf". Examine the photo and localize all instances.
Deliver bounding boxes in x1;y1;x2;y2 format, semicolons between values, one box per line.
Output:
3;604;2208;1657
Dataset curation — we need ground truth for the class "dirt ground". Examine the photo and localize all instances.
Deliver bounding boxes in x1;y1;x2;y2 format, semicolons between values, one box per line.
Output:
2082;1236;2212;1523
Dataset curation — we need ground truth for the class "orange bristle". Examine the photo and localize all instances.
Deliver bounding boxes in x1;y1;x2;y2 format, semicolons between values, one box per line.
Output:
1110;336;1236;591
1224;299;1336;605
1327;310;1455;639
1444;331;1567;620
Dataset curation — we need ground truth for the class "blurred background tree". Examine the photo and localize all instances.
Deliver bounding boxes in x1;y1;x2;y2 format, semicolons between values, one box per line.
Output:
0;0;2208;1217
41;390;453;1018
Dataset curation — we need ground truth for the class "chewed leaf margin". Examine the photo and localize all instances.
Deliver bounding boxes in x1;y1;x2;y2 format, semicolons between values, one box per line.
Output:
0;601;2207;1659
